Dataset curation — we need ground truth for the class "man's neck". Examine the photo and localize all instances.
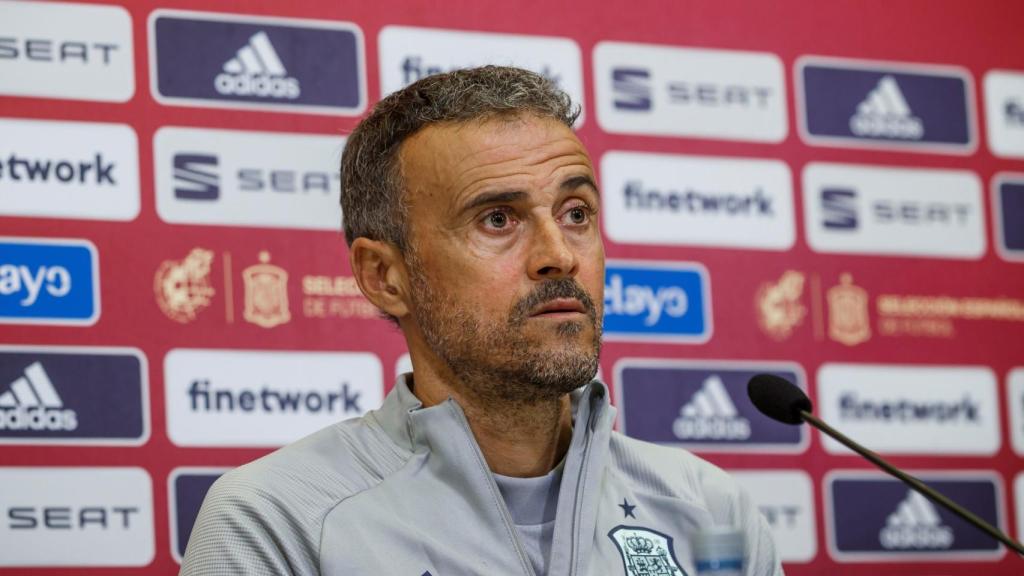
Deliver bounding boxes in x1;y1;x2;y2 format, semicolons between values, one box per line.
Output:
408;356;574;478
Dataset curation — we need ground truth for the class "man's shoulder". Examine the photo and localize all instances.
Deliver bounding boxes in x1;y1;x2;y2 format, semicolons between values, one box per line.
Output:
207;411;412;521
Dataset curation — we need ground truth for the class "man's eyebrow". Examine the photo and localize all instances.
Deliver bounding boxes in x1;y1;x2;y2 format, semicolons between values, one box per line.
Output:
561;174;600;197
462;190;528;212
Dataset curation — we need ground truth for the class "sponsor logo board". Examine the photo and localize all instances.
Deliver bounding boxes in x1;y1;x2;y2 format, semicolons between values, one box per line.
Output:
798;56;976;153
603;261;711;343
0;1;134;102
594;42;787;142
984;70;1024;158
0;237;99;326
826;471;1004;561
0;467;154;566
818;363;999;455
993;174;1024;262
149;10;365;115
601;151;794;250
731;470;817;562
379;26;584;123
1016;473;1024;548
615;359;806;452
803;162;985;259
1009;368;1024;457
0;118;139;221
164;349;382;447
755;270;807;341
153;127;345;230
0;346;148;445
169;468;227;563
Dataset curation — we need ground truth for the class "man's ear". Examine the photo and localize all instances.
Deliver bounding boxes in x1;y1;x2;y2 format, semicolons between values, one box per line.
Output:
349;237;410;319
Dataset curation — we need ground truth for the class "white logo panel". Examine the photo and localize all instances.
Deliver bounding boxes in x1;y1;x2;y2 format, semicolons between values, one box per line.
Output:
984;70;1024;158
594;42;787;142
379;26;584;124
731;470;817;563
0;1;134;102
1008;368;1024;456
818;363;1000;455
153;127;345;230
165;349;383;447
0;118;139;221
602;152;794;250
0;467;154;566
1015;473;1024;546
803;162;986;259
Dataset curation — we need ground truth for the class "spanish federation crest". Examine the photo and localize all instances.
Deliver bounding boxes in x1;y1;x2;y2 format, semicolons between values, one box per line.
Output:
243;250;291;328
609;526;687;576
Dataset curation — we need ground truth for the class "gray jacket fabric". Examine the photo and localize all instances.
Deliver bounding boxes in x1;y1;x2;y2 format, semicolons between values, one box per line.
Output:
180;376;783;575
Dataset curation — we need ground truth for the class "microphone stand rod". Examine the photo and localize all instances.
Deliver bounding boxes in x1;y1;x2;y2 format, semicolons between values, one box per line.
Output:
801;410;1024;556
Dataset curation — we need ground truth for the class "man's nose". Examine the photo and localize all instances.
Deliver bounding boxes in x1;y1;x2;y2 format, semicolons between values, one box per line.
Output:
527;218;578;280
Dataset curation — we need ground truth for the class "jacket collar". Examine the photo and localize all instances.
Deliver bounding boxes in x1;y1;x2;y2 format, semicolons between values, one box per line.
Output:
373;373;614;456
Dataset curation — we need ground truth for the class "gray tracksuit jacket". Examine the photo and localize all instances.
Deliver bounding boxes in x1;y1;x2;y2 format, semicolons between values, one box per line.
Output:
180;376;783;575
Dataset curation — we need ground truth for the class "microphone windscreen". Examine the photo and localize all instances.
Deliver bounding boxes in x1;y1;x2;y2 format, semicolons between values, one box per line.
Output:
747;373;812;425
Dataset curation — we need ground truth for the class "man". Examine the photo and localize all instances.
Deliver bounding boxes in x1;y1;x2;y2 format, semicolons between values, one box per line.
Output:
181;66;782;575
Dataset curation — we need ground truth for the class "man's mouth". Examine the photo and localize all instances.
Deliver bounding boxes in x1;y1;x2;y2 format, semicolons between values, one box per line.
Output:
530;298;588;318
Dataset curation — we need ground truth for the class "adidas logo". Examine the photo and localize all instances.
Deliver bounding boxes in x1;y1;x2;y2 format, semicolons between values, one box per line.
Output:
849;75;924;140
878;490;954;550
672;375;751;440
0;362;78;431
214;31;301;100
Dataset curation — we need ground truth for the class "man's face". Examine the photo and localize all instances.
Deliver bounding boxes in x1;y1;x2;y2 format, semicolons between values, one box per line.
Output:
399;113;604;403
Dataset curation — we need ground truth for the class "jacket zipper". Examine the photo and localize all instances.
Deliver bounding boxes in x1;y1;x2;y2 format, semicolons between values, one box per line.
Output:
450;404;537;576
568;412;595;576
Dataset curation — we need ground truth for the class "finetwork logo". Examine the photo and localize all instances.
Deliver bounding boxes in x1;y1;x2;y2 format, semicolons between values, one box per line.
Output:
0;347;147;445
603;261;711;342
798;57;974;153
165;349;383;447
154;127;345;230
828;473;1003;559
0;118;139;222
150;10;365;114
0;2;134;102
673;375;751;441
0;362;76;432
215;31;299;99
804;163;985;259
602;152;794;251
0;238;99;325
616;361;806;452
595;42;787;142
819;364;999;456
378;27;585;122
850;76;923;139
879;491;953;550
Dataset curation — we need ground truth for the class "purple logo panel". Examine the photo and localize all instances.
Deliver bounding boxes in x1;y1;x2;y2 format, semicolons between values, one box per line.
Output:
153;13;363;112
830;475;1001;557
617;363;804;450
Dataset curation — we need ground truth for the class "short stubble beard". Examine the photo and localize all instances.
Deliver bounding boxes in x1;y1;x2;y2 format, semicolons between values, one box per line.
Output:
405;249;602;407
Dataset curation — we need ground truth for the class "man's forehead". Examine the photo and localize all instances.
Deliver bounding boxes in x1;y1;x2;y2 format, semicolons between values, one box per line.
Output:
399;113;589;169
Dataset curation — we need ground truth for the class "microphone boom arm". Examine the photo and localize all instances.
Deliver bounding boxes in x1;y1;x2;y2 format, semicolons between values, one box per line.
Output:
802;410;1024;556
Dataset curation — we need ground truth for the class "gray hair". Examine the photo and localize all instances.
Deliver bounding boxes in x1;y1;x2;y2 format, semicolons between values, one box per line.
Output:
340;65;581;250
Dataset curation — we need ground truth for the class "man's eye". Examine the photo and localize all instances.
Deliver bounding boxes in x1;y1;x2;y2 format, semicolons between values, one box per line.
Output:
568;207;588;224
486;211;510;228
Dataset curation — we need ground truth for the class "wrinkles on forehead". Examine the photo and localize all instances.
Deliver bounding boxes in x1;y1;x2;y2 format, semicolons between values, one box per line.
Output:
398;115;594;224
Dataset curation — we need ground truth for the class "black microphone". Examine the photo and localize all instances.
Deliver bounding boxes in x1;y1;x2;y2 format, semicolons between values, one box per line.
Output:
747;373;1024;556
